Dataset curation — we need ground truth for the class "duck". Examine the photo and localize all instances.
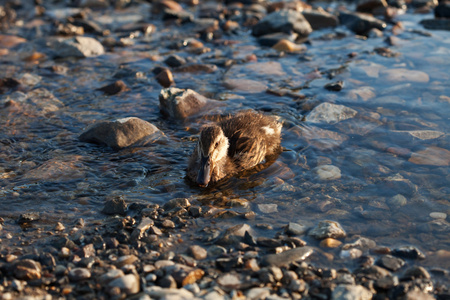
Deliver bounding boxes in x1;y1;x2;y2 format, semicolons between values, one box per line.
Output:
187;111;282;187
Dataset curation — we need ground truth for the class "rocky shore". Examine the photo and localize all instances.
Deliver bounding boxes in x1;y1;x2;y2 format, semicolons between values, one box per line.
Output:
1;0;449;299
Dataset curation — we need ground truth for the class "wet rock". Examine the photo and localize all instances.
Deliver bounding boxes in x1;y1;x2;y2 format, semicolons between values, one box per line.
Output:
393;130;444;140
324;81;344;91
290;125;349;150
145;286;194;299
340;248;363;259
164;54;186;67
401;290;435;300
377;255;405;271
115;254;139;268
272;39;307;52
257;32;298;47
155;68;174;88
258;203;278;213
97;80;129;95
261;247;313;267
223;78;268;93
303;9;339;30
284;222;308;236
402;266;430;279
159;87;216;119
408;146;450;166
435;2;450;18
357;0;388;14
246;287;271;299
53;36;105;58
309;220;346;239
102;197;127;215
332;284;372;300
379;68;429;83
188;245;207;260
79;117;162;150
18;212;40;224
342;237;376;250
320;238;342;248
109;274;140;295
69;268;91;282
13;259;42;280
313;165;342;180
429;212;447;219
163;198;190;210
355;265;391;279
339;11;386;35
306;102;357;124
131;217;154;241
420;19;450;30
387;194;407;209
252;9;313;38
392;246;426;260
376;274;399;289
218;223;252;245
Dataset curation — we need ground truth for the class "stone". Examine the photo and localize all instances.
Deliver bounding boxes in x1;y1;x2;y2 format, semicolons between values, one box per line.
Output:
246;287;271;300
379;68;429;83
392;246;426;260
284;222;308;236
131;217;154;241
163;198;191;210
408;146;450;166
420;19;450;31
13;259;42;280
435;3;450;18
324;81;344;91
339;11;386;35
188;245;207;260
258;204;278;213
309;220;346;239
145;286;194;299
164;54;186;67
109;274;140;295
97;80;129;95
290;125;349;150
272;39;306;52
218;223;252;245
332;284;373;300
320;238;342;248
377;255;405;271
102;197;127;215
260;247;313;267
99;269;125;285
306;103;357;124
159;87;213;119
223;79;268;93
387;194;407;209
53;36;105;58
313;165;341;180
155;68;174;88
429;212;447;219
115;255;139;268
252;10;313;38
68;268;91;282
79;117;162;150
403;266;430;279
303;9;339;30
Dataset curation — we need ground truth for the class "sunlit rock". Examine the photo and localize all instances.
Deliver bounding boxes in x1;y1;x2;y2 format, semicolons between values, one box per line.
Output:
272;39;307;52
332;284;372;300
313;165;342;180
309;220;346;239
252;9;313;38
79;117;162;150
306;103;357;124
260;247;313;267
53;36;105;58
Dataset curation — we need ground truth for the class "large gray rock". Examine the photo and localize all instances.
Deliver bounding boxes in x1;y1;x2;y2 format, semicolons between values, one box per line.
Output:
159;87;213;119
79;117;162;150
252;10;313;38
53;36;105;58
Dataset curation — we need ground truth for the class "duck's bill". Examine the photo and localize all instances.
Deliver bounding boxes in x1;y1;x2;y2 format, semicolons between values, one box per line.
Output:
197;155;211;187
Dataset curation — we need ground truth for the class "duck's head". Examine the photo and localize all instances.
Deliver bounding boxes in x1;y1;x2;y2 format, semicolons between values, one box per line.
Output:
197;125;229;187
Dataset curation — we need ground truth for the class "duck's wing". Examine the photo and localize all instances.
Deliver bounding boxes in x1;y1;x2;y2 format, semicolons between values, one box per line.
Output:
225;128;266;170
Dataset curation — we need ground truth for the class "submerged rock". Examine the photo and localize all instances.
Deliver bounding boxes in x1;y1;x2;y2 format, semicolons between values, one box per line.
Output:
408;146;450;166
260;247;313;267
79;117;162;150
306;102;357;124
97;80;129;95
313;164;342;180
252;9;313;38
53;36;105;58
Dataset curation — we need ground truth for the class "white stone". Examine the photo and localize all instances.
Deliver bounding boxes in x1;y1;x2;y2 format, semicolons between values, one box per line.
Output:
430;212;447;219
306;103;357;124
108;274;140;295
313;165;341;180
258;204;278;213
54;36;105;58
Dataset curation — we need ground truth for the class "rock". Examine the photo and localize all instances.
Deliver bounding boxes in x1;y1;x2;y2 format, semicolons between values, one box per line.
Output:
289;125;349;150
393;130;444;140
188;245;207;260
306;103;357;124
131;217;154;241
223;79;268;93
260;247;313;267
252;10;313;38
324;81;344;91
408;146;450;166
309;220;346;239
155;68;174;88
272;39;306;52
159;87;214;119
18;212;40;224
320;238;342;248
163;198;191;210
379;68;429;83
102;197;127;215
258;204;278;213
339;11;386;35
218;223;252;245
356;0;388;14
115;255;139;268
164;54;186;67
69;268;91;282
284;222;308;236
0;34;26;48
435;2;450;18
387;194;407;209
375;275;399;289
377;255;405;271
257;32;298;47
392;246;426;260
402;266;430;279
429;212;447;219
145;286;194;299
401;290;435;300
332;284;373;300
97;80;129;95
342;237;376;250
313;165;342;180
13;259;42;280
79;117;162;150
420;19;450;31
99;269;125;285
246;287;271;300
303;9;339;30
109;274;140;295
53;36;105;58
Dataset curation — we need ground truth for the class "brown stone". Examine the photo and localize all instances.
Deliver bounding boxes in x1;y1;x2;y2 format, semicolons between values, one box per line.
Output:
409;146;450;166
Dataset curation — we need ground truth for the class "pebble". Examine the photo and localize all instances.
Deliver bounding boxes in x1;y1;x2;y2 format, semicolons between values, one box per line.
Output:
99;269;125;285
306;102;357;124
159;87;211;119
313;165;342;180
320;238;342;248
331;284;372;300
258;203;278;213
260;247;313;267
53;36;105;58
101;197;127;215
252;9;313;38
188;245;207;260
97;80;129;95
68;268;91;282
392;246;426;260
408;146;450;166
109;274;140;295
387;194;407;209
284;222;308;236
429;212;447;219
13;259;42;281
309;220;346;239
377;255;405;271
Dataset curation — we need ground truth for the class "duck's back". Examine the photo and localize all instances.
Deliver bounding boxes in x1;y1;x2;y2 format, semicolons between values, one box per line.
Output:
219;111;281;170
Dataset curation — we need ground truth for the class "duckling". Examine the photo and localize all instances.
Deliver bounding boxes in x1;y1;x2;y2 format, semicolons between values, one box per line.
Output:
187;111;282;187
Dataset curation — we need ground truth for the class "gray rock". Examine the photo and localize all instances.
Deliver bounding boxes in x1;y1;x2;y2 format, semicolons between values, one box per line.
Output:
145;286;194;299
53;36;105;58
420;19;450;31
188;245;207;260
339;11;386;35
309;220;346;239
375;275;399;289
131;217;154;241
159;87;213;119
402;266;430;279
387;194;407;209
252;10;313;38
303;9;339;30
79;117;162;150
109;274;140;295
284;222;308;236
157;275;177;288
313;165;342;180
260;247;313;267
13;259;42;280
306;102;357;124
68;268;91;282
377;255;405;271
18;212;40;224
218;223;252;245
163;198;191;210
102;196;127;215
246;287;271;300
99;269;125;285
392;246;426;260
332;284;373;300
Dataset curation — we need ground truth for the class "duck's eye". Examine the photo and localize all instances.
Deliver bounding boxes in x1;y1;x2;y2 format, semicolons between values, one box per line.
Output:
215;142;219;148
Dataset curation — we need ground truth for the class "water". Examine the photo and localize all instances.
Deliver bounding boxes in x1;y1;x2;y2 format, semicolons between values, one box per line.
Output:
0;1;449;286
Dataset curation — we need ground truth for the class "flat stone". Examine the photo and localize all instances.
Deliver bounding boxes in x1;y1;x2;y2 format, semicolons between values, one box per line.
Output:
306;103;357;124
289;125;349;150
332;284;373;300
68;268;91;282
159;87;213;119
24;156;84;182
403;266;430;279
409;146;450;166
109;274;140;295
309;220;346;239
79;117;162;150
53;36;105;58
145;286;194;299
218;223;253;245
313;165;342;180
392;246;426;260
258;204;278;213
429;212;447;219
188;245;207;260
246;287;271;300
252;9;313;38
272;39;306;52
131;217;154;241
420;19;450;31
115;255;139;268
377;255;405;271
99;269;125;285
260;247;313;267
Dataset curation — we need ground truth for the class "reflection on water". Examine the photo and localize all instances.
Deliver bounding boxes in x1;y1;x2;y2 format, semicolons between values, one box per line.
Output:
0;3;449;284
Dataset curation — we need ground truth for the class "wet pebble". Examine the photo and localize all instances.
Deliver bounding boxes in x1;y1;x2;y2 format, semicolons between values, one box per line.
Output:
377;255;405;271
387;194;407;209
102;197;127;215
429;212;447;219
188;245;207;260
306;102;357;124
258;203;278;213
109;274;140;295
309;220;346;239
68;267;91;282
97;80;129;95
252;9;313;38
53;36;105;58
392;246;426;260
13;259;42;280
331;284;372;300
159;87;212;119
284;222;308;236
260;247;313;267
313;165;342;180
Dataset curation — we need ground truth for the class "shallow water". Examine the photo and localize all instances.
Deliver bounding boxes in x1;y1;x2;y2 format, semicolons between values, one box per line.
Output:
0;1;449;286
